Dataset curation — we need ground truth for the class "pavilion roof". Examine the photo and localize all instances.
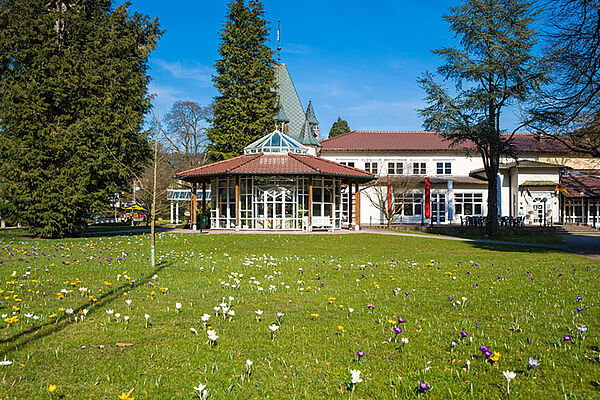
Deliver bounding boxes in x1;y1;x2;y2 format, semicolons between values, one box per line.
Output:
176;153;375;183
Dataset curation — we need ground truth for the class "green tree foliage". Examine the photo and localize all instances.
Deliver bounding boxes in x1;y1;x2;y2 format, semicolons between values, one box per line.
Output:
418;0;547;238
0;0;161;238
208;0;276;161
328;117;351;138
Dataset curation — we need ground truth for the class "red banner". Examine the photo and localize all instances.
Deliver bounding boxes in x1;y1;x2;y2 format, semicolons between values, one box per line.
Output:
424;177;431;219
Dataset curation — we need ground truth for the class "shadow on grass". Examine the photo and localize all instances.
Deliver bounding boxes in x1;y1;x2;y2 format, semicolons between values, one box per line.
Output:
81;227;176;238
0;260;173;358
465;241;569;255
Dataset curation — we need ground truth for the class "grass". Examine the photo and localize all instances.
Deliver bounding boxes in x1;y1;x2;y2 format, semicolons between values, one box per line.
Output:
0;233;597;399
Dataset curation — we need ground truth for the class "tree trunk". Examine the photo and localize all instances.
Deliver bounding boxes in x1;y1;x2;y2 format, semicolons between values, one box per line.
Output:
486;158;499;239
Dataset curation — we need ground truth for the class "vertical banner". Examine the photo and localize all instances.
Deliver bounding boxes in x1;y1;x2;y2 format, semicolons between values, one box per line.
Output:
497;173;502;216
425;177;431;219
387;180;393;216
447;179;454;221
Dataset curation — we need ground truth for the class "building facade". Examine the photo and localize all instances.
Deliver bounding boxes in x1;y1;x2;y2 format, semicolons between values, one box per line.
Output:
320;131;600;227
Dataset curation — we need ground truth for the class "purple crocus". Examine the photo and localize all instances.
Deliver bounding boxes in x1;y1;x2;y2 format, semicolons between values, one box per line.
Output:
563;335;572;342
394;326;402;335
528;357;540;367
397;317;406;323
357;350;365;359
417;381;430;392
460;331;468;338
576;306;582;312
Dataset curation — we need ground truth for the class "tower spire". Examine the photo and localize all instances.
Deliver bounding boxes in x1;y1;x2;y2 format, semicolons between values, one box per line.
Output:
277;20;281;63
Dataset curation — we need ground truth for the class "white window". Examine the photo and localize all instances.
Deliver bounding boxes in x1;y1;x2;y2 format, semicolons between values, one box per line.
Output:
436;162;452;175
364;162;378;174
387;162;404;175
340;161;355;168
455;193;483;216
412;162;427;175
395;193;422;216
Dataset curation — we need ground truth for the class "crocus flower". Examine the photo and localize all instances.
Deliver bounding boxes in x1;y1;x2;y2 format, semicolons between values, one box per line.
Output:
503;371;516;394
528;358;540;367
417;381;430;392
397;317;406;323
350;369;363;384
563;335;572;342
394;326;402;335
461;331;468;338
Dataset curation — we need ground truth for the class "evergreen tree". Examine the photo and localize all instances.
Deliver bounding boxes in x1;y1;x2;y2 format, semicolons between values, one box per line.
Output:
208;0;276;160
418;0;547;238
0;0;161;238
328;117;351;138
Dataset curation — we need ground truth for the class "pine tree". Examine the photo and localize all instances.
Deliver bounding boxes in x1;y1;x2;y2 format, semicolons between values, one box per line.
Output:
0;0;162;238
328;117;351;138
208;0;276;160
418;0;547;238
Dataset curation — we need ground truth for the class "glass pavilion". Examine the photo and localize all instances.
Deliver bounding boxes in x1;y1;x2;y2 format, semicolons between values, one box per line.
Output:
176;130;374;231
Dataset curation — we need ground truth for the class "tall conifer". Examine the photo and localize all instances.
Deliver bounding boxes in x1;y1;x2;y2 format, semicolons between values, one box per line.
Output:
0;0;161;238
208;0;276;160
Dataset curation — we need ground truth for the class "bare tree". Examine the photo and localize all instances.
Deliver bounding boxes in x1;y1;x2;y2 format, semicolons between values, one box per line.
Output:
162;101;212;168
365;177;421;228
531;0;600;156
134;146;178;225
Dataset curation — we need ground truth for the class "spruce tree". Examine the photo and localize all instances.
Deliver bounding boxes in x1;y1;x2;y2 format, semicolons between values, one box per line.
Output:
0;0;161;238
328;117;351;138
208;0;276;160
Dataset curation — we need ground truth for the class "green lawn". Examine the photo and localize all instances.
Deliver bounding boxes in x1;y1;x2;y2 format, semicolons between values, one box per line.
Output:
0;233;597;399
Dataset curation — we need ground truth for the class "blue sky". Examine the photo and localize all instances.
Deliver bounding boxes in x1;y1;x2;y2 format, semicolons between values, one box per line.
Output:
125;0;522;138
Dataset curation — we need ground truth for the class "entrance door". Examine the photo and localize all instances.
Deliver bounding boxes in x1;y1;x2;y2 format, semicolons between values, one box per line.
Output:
257;185;296;230
431;193;446;224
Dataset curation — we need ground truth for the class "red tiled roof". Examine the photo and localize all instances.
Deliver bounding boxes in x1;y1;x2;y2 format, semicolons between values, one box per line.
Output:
561;171;600;198
321;131;573;153
176;153;375;182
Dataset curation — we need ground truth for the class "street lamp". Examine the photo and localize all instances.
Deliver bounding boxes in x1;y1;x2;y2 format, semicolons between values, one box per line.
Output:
541;197;548;227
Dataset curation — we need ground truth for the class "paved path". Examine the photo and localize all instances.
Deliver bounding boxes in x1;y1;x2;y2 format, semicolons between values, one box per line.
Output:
559;233;600;261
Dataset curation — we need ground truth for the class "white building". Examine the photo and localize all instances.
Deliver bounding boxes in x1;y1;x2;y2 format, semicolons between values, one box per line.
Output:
320;130;599;227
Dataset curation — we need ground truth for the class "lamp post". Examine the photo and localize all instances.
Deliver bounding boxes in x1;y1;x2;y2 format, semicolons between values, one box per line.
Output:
542;197;547;227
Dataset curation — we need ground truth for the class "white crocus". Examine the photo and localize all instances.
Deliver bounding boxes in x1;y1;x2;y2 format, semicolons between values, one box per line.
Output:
268;324;279;332
193;383;208;399
207;329;219;343
176;302;182;311
401;337;409;345
201;313;211;323
246;359;253;367
503;370;516;394
350;369;363;384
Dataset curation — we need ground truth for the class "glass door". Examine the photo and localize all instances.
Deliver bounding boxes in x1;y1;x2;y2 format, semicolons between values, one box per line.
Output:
431;193;446;223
